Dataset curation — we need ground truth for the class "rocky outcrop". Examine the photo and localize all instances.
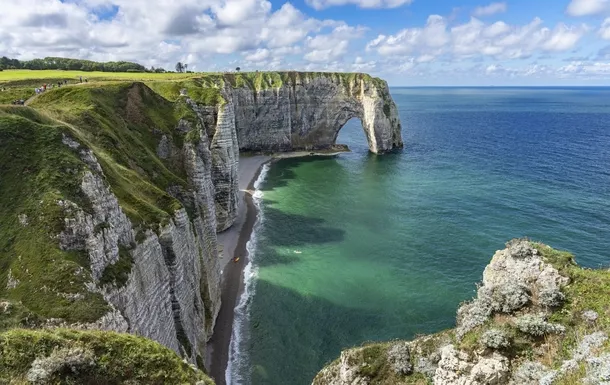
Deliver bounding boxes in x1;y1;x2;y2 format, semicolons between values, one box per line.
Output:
313;239;610;385
224;73;403;154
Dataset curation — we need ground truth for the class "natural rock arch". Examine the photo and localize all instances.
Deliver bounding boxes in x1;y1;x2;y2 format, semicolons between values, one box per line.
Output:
225;72;404;154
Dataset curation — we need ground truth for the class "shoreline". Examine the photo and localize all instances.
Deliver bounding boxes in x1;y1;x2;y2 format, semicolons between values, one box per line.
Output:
206;155;270;385
206;150;347;385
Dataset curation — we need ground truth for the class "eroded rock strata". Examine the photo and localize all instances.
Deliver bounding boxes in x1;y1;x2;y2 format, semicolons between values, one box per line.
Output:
224;72;403;154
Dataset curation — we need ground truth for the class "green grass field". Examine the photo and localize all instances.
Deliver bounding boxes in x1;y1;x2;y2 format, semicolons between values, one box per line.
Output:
0;69;202;82
0;70;210;104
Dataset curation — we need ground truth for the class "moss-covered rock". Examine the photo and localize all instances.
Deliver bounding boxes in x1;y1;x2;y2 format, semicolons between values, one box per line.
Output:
0;328;215;384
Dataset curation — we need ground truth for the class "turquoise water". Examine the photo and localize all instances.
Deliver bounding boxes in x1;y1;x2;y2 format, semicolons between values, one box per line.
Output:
230;87;610;385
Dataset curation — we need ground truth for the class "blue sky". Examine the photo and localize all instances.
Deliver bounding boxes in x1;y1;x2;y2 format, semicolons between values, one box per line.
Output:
2;0;610;85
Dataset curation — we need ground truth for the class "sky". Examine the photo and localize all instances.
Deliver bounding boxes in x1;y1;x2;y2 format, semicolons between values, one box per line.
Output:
2;0;610;85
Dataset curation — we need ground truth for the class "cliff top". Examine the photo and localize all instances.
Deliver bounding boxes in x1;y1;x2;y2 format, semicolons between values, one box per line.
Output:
0;70;389;105
314;239;610;385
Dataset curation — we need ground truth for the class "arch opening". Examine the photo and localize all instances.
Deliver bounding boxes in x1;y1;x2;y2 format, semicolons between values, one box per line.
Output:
334;117;370;153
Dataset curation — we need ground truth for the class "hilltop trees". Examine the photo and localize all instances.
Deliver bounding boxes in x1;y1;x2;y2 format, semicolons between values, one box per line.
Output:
0;56;146;72
175;62;189;73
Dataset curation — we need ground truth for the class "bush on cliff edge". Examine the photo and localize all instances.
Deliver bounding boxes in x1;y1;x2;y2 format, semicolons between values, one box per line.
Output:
0;328;214;384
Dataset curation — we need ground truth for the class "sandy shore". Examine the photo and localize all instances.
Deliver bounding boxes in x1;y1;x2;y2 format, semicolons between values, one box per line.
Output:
206;150;347;385
206;154;270;385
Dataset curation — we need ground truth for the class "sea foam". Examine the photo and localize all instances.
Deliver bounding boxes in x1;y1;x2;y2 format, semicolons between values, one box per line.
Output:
226;163;270;385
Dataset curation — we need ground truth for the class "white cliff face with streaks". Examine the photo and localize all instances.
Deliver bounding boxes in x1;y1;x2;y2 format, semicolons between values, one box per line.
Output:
57;113;221;366
224;73;403;155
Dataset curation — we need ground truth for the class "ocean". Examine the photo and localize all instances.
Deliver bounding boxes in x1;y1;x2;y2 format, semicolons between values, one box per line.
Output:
227;87;610;385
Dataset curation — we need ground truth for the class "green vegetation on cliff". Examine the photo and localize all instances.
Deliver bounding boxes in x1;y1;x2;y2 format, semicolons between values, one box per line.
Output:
0;81;209;326
0;107;109;323
30;82;189;228
0;328;214;384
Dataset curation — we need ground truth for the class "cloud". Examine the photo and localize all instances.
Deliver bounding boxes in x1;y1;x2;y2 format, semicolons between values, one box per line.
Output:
599;17;610;38
0;0;361;71
472;2;507;17
559;61;610;77
566;0;609;16
367;15;588;62
305;0;412;11
304;25;366;62
244;48;270;61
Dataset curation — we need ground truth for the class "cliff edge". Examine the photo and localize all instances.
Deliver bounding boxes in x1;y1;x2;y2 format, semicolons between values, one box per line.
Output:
313;239;610;385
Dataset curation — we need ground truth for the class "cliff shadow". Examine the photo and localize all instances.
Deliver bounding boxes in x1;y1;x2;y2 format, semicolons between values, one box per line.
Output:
253;203;345;268
260;156;340;191
246;279;456;385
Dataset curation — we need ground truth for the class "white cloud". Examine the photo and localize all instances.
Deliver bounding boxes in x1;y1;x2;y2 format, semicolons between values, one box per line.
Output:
559;61;610;77
599;17;610;38
542;23;589;51
304;25;366;62
472;2;507;17
244;48;270;62
566;0;609;16
0;0;360;71
367;15;588;62
483;63;553;77
306;0;412;11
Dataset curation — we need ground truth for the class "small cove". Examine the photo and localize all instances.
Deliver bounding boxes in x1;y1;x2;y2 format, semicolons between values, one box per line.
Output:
229;87;610;385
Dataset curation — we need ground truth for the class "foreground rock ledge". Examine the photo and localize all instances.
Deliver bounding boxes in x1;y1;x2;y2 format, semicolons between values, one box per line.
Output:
313;239;610;385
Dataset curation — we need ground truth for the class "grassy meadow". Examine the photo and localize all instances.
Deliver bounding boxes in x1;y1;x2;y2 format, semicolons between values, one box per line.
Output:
0;69;203;82
0;70;207;104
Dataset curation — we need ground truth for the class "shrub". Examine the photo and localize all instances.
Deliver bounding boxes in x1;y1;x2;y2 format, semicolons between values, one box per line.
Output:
480;329;511;349
516;314;566;336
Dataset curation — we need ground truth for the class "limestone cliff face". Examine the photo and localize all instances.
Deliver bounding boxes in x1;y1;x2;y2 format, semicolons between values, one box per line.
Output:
223;73;403;154
56;108;221;366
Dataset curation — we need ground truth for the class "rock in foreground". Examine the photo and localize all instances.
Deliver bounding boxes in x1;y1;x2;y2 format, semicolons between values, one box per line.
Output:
0;328;214;384
313;239;610;385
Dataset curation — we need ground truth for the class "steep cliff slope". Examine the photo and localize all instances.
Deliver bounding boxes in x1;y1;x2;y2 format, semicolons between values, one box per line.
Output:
314;239;610;385
0;83;223;368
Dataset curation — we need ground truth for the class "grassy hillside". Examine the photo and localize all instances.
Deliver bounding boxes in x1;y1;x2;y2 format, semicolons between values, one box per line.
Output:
29;82;190;228
0;69;202;82
0;106;110;323
0;70;388;105
0;82;206;326
0;328;214;384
